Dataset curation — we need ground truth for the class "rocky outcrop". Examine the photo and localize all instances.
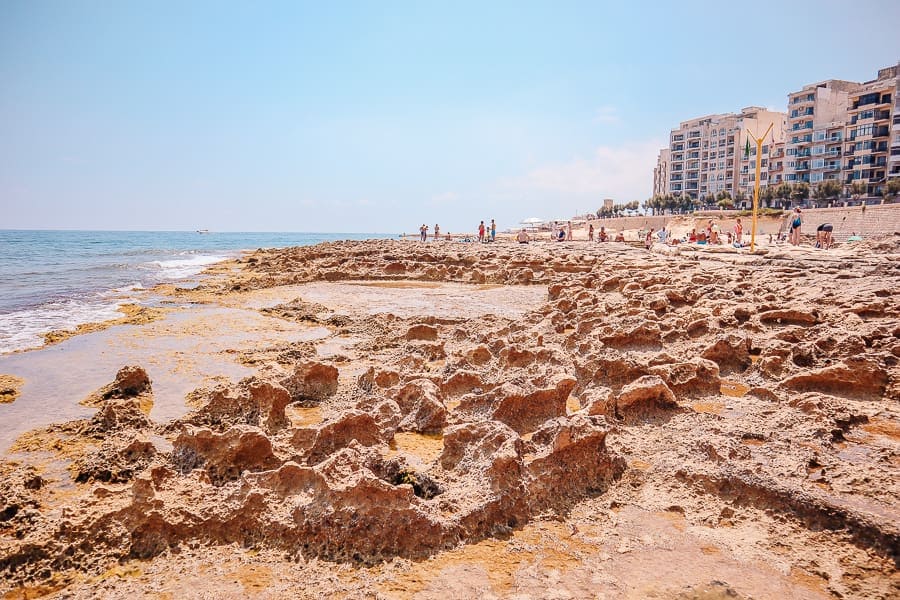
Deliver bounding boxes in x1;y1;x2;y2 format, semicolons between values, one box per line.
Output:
177;377;291;433
280;362;339;404
612;375;678;422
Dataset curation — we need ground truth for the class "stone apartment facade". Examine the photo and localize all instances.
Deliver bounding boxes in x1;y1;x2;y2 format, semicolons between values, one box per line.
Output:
661;107;785;204
653;63;900;200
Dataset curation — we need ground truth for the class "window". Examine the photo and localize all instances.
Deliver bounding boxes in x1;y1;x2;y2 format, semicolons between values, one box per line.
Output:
812;145;825;155
811;172;823;183
814;131;826;141
856;124;874;137
812;159;825;169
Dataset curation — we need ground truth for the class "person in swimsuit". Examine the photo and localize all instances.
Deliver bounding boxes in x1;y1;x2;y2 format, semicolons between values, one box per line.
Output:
816;223;833;249
789;209;802;245
490;219;496;242
588;224;594;242
478;221;485;242
516;228;530;244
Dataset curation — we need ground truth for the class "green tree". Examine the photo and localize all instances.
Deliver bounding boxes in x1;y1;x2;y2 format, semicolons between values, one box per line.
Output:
761;186;774;208
849;181;866;201
884;178;900;201
814;180;842;206
791;182;810;203
774;183;791;202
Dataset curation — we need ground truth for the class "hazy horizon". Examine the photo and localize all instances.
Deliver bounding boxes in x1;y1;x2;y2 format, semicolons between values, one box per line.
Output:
2;1;898;234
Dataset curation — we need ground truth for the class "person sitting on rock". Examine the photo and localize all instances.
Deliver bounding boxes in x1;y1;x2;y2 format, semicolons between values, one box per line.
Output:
516;228;530;244
614;231;625;242
598;226;609;242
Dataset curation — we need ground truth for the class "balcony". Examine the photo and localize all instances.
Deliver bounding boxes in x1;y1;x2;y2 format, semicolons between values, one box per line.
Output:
795;163;810;171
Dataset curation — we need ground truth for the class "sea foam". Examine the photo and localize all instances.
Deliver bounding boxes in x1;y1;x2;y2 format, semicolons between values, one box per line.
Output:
0;299;125;354
151;254;229;279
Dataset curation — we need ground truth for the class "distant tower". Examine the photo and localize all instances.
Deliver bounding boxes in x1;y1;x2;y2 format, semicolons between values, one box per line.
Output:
603;198;615;210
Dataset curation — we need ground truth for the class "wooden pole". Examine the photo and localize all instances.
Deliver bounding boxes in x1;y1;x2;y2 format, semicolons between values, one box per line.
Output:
747;122;775;252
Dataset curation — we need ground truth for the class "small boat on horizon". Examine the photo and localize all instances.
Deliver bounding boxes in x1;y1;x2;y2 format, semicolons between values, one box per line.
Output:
196;229;210;234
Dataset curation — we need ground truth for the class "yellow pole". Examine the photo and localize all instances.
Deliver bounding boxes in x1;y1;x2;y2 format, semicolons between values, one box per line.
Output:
747;122;774;252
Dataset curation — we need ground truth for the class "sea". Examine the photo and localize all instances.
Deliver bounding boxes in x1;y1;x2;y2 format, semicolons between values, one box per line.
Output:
0;230;393;354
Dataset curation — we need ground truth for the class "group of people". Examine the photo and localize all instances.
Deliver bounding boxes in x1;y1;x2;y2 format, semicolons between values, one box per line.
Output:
414;219;497;243
788;208;839;249
643;218;747;249
417;223;451;241
587;223;611;242
477;219;497;242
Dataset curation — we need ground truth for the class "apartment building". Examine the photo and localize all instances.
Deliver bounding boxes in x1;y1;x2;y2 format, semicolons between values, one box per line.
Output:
767;140;786;187
784;79;859;187
661;107;785;203
844;65;898;195
652;149;670;197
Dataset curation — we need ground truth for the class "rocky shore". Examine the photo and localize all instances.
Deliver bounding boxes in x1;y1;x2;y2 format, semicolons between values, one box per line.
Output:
1;237;899;599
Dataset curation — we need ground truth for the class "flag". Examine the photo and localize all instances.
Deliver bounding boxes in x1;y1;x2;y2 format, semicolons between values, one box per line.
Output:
745;138;751;159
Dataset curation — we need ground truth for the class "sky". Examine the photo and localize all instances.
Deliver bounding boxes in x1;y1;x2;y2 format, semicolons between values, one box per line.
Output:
1;1;899;233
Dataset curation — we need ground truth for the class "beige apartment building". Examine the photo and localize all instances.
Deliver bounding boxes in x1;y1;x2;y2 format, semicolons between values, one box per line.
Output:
657;107;785;205
654;63;900;203
844;65;898;196
783;79;858;188
652;149;669;197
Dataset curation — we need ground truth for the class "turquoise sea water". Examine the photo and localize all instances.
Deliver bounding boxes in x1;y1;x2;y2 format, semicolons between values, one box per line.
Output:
0;230;392;353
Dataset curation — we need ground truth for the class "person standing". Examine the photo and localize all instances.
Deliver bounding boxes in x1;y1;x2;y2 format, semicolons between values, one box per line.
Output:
657;226;668;245
733;217;743;244
434;224;440;241
566;221;573;241
789;209;802;245
588;223;594;242
490;219;496;242
478;221;485;242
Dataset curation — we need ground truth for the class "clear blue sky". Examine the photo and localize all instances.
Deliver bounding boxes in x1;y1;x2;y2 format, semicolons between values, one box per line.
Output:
2;1;898;233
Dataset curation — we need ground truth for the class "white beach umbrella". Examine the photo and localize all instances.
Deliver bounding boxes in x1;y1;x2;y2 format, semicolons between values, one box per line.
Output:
520;217;544;231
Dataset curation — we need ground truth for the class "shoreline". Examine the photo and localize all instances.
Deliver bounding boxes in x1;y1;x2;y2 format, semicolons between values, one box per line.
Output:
1;238;898;599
